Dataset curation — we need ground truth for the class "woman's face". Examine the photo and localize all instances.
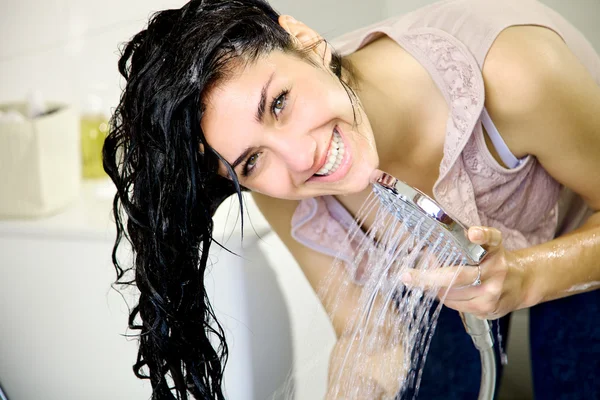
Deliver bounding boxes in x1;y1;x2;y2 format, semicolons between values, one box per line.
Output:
202;50;379;200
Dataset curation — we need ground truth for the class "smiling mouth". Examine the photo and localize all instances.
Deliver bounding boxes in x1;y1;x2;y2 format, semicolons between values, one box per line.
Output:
314;128;345;176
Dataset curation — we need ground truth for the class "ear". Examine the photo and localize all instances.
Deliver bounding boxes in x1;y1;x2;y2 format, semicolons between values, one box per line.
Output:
278;15;333;67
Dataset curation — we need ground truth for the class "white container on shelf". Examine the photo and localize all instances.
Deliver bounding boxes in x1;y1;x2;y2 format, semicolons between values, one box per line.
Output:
0;102;81;219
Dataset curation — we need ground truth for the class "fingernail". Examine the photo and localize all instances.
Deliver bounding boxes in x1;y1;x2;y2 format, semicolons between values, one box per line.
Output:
470;228;484;242
400;272;412;284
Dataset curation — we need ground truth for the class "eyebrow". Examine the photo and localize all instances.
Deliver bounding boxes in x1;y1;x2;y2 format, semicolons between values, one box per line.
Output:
255;72;275;123
227;72;276;173
231;147;253;170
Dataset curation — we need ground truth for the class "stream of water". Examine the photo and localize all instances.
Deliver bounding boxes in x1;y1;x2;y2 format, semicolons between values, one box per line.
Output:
320;192;468;399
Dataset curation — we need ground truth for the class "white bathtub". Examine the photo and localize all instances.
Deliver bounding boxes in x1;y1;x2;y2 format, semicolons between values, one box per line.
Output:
0;181;297;400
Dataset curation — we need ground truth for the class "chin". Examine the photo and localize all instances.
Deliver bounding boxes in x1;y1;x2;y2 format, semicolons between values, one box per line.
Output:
338;164;378;195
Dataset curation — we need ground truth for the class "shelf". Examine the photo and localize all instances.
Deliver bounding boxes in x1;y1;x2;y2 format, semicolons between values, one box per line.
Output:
0;179;271;244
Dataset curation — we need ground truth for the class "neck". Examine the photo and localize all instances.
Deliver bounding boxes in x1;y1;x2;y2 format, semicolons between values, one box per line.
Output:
345;36;448;186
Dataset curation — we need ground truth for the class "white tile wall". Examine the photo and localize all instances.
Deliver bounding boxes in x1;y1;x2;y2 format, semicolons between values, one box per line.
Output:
1;0;187;114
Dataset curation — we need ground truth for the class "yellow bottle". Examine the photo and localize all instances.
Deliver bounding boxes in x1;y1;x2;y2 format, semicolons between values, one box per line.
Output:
80;95;109;179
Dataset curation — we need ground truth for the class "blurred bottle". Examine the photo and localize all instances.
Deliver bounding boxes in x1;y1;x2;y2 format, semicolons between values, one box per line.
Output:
80;94;109;179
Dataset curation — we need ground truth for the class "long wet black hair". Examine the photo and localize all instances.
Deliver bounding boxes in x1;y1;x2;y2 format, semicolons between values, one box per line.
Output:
103;0;353;398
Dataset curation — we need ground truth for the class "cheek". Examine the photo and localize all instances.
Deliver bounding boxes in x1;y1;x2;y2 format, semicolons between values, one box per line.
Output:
244;159;291;197
252;181;297;200
293;75;353;126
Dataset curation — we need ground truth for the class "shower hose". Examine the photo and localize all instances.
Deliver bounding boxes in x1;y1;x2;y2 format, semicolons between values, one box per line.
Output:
460;313;496;399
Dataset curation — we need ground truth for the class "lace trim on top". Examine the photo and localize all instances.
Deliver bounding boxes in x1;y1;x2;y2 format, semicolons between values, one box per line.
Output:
291;196;371;284
396;28;559;249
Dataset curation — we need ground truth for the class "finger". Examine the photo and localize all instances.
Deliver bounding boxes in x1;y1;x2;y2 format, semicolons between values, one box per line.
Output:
400;265;480;289
442;299;491;319
468;226;503;249
438;285;486;301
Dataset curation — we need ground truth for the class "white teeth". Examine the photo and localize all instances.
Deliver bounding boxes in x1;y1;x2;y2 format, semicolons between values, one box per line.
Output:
316;129;345;176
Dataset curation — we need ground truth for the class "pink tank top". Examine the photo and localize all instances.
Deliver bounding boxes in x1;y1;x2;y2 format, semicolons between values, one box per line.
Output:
291;0;598;283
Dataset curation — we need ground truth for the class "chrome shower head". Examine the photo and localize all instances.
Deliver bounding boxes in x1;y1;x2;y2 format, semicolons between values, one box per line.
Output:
370;170;487;265
370;170;496;400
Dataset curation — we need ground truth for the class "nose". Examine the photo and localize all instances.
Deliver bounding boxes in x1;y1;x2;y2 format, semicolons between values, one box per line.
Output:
269;131;317;172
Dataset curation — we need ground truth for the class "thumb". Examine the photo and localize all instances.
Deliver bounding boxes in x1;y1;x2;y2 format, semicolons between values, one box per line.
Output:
468;226;503;251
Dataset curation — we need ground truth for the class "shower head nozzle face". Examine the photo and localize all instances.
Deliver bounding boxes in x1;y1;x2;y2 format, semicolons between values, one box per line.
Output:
370;171;487;265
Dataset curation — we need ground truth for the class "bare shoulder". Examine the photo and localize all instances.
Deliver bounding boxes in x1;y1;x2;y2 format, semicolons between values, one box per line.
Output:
483;25;570;120
482;24;589;153
251;193;305;250
482;25;600;210
251;192;329;287
252;192;381;337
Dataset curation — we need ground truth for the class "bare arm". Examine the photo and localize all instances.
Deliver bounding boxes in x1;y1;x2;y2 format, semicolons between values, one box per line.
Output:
483;26;600;308
252;193;404;398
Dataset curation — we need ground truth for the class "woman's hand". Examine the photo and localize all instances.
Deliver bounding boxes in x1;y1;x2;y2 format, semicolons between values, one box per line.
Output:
400;226;528;319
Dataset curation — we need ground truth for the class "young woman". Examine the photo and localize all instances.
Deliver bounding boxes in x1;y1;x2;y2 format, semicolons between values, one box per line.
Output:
103;0;600;398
